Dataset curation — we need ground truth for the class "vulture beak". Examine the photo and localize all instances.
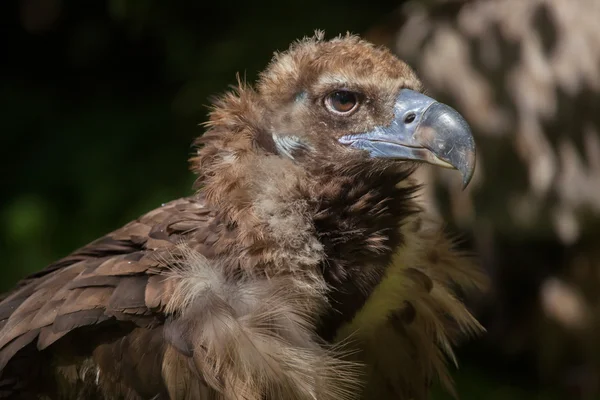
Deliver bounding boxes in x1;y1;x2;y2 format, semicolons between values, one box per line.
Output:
339;89;476;188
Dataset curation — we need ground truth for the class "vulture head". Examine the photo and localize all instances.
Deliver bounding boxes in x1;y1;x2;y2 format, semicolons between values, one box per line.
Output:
0;33;485;400
257;35;475;186
196;34;475;195
192;32;480;332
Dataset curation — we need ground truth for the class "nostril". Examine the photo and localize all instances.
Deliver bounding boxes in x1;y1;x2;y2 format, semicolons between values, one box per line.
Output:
404;113;416;124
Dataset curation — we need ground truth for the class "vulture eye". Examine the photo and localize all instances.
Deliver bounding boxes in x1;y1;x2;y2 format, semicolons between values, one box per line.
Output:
324;90;359;115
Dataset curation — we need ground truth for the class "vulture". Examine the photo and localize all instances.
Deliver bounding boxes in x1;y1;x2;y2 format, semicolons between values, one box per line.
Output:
0;33;485;400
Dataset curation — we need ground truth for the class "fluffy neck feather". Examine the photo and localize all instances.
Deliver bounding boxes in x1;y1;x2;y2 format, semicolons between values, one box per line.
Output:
190;84;422;336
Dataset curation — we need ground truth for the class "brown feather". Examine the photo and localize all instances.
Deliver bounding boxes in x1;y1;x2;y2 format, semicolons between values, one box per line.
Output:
145;275;174;311
107;276;149;311
52;309;111;333
93;257;150;276
0;330;40;371
37;327;69;350
28;291;71;331
58;288;113;316
66;275;122;289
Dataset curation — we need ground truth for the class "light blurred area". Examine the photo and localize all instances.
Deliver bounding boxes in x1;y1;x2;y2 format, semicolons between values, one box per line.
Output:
364;0;600;398
3;0;600;398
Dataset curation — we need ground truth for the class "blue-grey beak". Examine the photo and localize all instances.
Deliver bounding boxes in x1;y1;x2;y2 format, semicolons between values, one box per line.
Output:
339;89;476;188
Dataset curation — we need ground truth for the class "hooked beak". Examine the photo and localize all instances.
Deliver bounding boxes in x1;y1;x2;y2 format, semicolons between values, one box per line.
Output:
339;89;476;188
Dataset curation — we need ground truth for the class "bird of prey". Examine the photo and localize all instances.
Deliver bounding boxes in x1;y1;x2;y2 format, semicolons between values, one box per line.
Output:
0;33;485;400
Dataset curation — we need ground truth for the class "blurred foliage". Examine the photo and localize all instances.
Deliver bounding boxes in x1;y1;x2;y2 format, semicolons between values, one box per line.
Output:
431;366;562;400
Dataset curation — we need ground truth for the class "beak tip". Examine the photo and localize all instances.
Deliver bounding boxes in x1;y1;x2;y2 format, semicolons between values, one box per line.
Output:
416;101;477;188
461;176;472;190
459;154;476;190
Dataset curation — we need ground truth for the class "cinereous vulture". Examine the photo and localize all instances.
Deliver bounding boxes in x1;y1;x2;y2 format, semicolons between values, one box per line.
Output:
0;33;485;400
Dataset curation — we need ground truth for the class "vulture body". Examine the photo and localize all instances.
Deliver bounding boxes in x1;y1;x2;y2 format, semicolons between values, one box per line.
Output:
0;33;485;400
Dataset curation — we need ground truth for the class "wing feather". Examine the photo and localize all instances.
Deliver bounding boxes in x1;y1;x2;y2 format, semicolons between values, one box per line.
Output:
0;196;217;396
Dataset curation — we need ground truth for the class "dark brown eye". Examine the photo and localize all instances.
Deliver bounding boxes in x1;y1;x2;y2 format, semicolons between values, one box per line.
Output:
324;90;359;115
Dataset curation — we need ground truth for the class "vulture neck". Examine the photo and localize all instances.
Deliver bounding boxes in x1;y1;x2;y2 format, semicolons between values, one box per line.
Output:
192;91;421;336
194;140;420;277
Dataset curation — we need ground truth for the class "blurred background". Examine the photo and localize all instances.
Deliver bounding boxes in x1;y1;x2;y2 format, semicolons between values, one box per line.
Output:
2;0;600;398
